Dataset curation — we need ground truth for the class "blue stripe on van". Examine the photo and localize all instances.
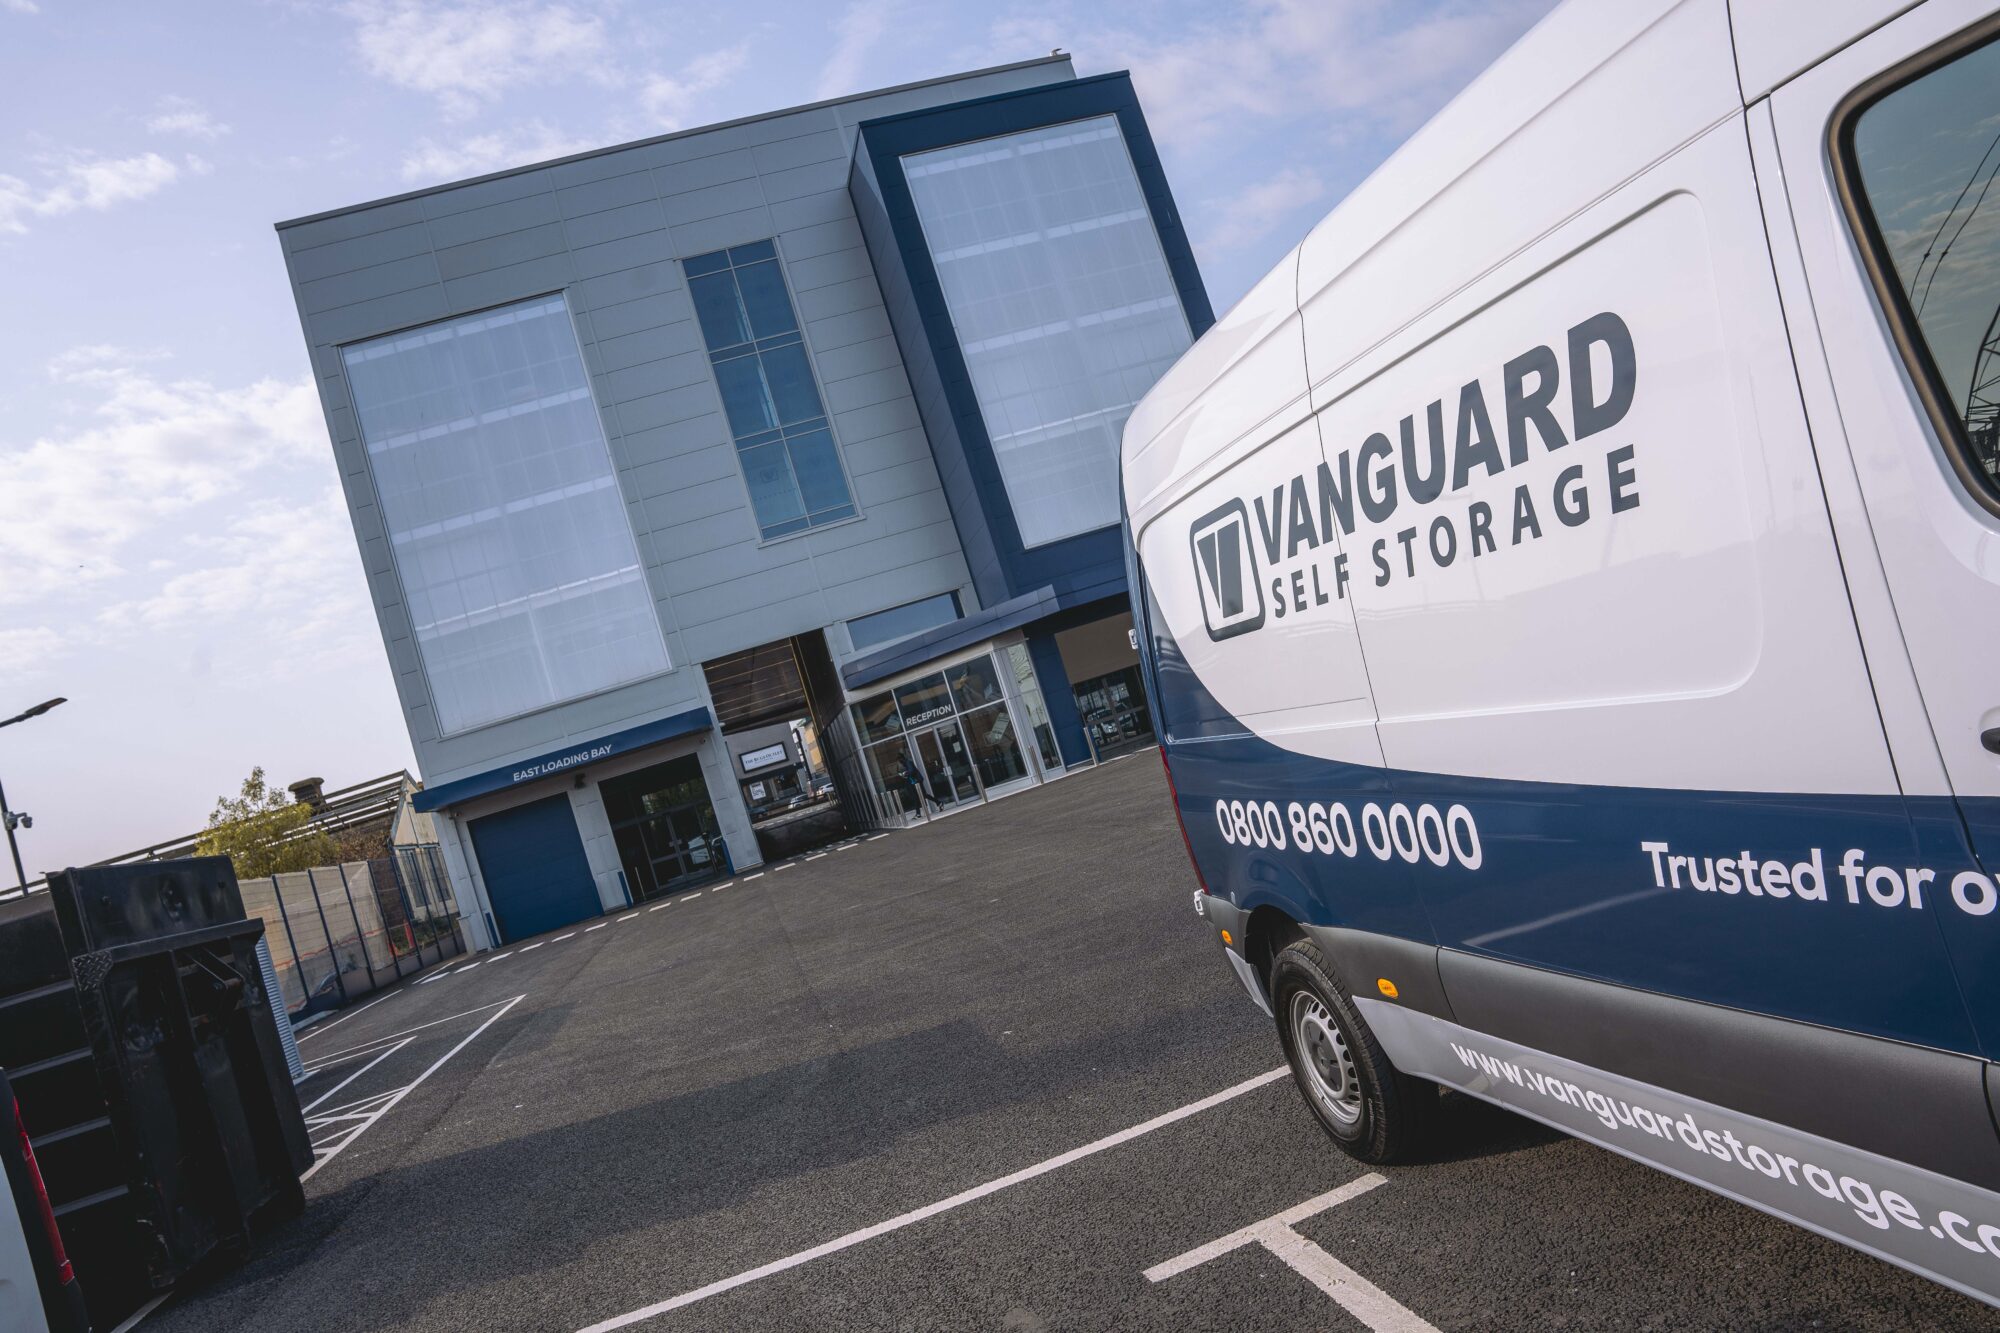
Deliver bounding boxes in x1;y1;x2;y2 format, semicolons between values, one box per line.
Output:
1145;629;1997;1060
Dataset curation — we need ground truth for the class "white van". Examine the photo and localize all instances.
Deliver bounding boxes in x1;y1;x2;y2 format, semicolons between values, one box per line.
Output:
1122;0;2000;1307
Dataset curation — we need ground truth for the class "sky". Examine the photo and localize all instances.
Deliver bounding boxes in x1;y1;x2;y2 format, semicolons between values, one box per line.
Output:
0;0;1553;878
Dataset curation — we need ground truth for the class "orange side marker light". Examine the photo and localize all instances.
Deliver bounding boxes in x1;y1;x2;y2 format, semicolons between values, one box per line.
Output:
1377;978;1399;999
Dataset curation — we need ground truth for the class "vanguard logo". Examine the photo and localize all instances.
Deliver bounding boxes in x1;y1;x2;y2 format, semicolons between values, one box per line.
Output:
1190;499;1264;640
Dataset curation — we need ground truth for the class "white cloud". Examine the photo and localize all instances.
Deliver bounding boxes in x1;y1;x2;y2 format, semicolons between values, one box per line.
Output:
0;151;180;234
639;45;751;132
1200;164;1327;253
399;118;595;183
815;0;898;101
0;358;322;601
147;96;231;140
344;0;610;118
991;0;1551;148
0;627;62;675
46;343;170;382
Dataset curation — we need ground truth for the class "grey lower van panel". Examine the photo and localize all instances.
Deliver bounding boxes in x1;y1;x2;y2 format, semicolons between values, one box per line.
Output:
1436;948;2000;1190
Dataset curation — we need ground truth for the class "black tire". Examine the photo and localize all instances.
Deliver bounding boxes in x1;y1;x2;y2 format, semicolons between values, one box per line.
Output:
1269;936;1436;1163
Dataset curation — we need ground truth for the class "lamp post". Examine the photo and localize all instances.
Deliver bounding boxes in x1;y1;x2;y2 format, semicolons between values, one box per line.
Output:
0;696;66;891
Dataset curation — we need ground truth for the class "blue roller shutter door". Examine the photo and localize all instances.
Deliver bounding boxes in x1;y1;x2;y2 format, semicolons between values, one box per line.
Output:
468;795;600;943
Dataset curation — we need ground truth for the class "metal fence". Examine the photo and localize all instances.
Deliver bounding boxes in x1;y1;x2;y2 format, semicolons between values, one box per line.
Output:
239;843;464;1017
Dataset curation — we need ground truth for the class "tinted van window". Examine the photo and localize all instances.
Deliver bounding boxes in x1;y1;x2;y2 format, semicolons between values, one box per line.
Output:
1849;35;2000;493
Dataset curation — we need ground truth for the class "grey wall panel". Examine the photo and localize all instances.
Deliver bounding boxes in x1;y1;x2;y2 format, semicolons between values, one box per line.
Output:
557;169;657;219
420;167;555;218
425;191;561;250
655;149;759;196
281;196;429;252
434;221;569;279
309;286;450;344
615;415;726;469
676;560;827;630
822;560;970;621
597;350;710;405
652;510;752;563
640;475;750;533
569;229;679;281
661;176;766;228
440;253;577;310
853;457;948;507
811;333;902;386
572;261;682;309
609;383;720;437
818;519;960;584
781;216;867;262
297;252;440;314
668;206;776;259
783;247;871;294
759;159;852;204
768;189;852;233
583;292;691;341
287;223;435;285
592;321;701;374
683;590;831;665
821;364;911;417
801;305;895;353
752;129;848;175
793;275;879;323
841;425;933;478
561;198;668;250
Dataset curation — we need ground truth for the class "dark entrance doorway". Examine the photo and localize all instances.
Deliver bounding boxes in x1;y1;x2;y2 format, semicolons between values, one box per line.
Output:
1073;665;1154;760
601;756;727;902
468;794;600;942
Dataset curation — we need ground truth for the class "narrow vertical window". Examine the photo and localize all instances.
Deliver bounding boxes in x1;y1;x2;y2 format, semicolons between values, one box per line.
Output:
685;241;858;538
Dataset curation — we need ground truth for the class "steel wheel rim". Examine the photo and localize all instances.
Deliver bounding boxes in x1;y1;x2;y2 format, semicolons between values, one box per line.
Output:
1290;990;1362;1128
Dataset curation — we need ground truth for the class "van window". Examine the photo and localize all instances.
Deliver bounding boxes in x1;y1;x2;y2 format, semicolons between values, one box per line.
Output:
1845;33;2000;499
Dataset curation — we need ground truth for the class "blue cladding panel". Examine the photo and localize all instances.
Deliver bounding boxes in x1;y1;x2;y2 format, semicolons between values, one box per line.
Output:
854;73;1215;610
468;794;600;942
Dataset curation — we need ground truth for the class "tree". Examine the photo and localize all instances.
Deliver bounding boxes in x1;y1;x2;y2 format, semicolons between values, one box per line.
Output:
195;767;337;878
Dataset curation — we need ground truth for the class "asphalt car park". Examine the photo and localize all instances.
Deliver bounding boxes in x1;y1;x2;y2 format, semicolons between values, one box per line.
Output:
139;756;1995;1332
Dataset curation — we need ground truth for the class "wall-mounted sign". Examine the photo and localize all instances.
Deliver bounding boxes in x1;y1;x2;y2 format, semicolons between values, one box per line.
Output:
749;781;767;801
739;743;789;772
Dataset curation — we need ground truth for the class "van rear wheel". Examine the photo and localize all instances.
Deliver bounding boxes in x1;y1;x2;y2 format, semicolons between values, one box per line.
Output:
1269;937;1436;1164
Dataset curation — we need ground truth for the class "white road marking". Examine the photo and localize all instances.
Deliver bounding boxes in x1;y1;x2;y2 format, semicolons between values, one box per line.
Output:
586;923;608;932
649;902;671;911
806;853;827;861
522;942;544;951
297;983;404;1042
302;994;525;1182
300;999;521;1072
1144;1175;1434;1332
554;932;577;942
710;882;732;892
773;864;796;872
300;1038;413;1113
106;1291;170;1332
490;952;512;962
833;844;854;852
866;833;890;842
745;872;765;880
617;912;640;922
680;892;702;902
573;1066;1288;1332
458;961;480;972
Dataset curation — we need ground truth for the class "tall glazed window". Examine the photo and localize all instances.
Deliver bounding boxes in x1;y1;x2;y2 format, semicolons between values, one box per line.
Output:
342;295;669;734
685;240;857;539
903;116;1192;547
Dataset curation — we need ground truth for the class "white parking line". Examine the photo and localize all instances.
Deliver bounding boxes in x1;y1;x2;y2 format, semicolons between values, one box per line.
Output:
710;882;733;892
833;844;854;852
522;942;544;951
745;872;765;880
300;1038;413;1113
554;932;577;942
303;994;525;1182
866;833;890;842
586;923;608;932
297;983;403;1042
773;864;796;872
649;902;671;911
680;892;702;902
806;853;826;861
300;999;522;1073
618;912;640;922
572;1066;1288;1331
490;952;512;962
1145;1176;1434;1332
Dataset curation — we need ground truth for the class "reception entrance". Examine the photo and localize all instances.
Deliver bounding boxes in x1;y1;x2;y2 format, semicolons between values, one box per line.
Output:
851;651;1038;822
601;755;728;901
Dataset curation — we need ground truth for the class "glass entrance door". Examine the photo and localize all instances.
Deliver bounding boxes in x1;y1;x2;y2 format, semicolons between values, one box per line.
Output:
601;755;727;901
911;721;979;809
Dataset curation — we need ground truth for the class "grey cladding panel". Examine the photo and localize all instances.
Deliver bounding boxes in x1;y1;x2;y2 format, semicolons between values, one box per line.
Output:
799;305;893;353
822;366;909;417
297;252;441;315
759;158;850;204
421;168;556;218
655;149;758;196
811;334;901;386
570;230;679;281
561;198;668;250
612;383;721;437
822;560;968;621
442;254;577;311
425;191;561;250
669;207;776;259
584;292;690;341
594;321;701;374
308;285;451;345
287;222;433;285
662;176;766;227
794;275;879;324
769;190;852;233
435;221;570;280
752;129;849;174
574;261;679;308
783;248;870;294
780;217;866;262
558;169;657;219
282;196;429;253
